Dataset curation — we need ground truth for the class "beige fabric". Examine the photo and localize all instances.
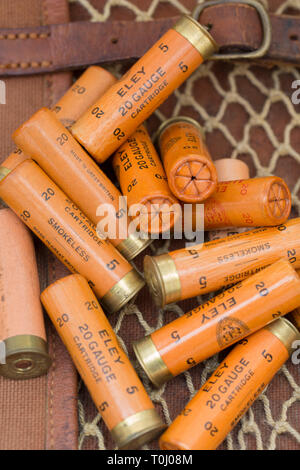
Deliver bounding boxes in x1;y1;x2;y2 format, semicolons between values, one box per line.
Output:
70;0;300;450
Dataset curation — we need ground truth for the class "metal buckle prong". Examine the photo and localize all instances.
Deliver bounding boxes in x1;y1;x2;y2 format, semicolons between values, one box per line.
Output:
192;0;272;60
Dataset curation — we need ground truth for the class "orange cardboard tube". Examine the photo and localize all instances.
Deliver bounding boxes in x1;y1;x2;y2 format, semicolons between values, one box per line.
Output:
2;66;117;171
0;160;144;314
144;217;300;306
71;16;218;163
112;124;180;234
13;108;151;260
159;318;300;450
156;117;218;203
0;208;51;379
134;259;300;386
203;176;291;230
41;274;166;450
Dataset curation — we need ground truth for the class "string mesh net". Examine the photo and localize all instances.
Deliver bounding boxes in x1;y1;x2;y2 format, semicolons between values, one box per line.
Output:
69;0;300;450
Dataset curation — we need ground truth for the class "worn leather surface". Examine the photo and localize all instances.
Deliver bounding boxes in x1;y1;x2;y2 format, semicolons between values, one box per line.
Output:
45;255;78;450
0;0;78;450
1;3;300;77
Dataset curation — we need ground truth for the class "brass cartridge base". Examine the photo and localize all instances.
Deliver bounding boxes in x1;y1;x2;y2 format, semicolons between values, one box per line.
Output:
144;254;181;307
0;335;52;380
133;335;173;388
266;317;300;356
117;232;153;260
101;269;145;314
173;15;219;61
111;408;166;450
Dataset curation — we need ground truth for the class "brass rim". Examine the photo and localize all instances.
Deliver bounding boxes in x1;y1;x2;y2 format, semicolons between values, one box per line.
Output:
133;335;173;388
117;233;153;260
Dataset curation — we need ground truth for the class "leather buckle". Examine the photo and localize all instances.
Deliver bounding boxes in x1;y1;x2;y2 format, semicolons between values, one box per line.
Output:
192;0;272;60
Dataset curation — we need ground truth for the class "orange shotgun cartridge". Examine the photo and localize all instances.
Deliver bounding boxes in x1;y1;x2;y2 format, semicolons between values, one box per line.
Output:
208;158;250;240
203;176;291;230
112;125;180;234
186;158;250;239
159;318;300;450
134;259;300;386
2;66;117;171
13;108;151;260
2;148;29;172
52;66;117;129
0;160;144;314
144;217;300;306
0;209;51;379
41;274;166;449
156;117;218;202
72;16;218;163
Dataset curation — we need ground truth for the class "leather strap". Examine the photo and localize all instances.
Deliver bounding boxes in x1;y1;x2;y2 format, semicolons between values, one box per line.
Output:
45;254;78;450
0;3;300;77
0;0;78;450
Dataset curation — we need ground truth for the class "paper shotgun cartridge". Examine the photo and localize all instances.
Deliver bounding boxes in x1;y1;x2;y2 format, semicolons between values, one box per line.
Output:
41;274;166;449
